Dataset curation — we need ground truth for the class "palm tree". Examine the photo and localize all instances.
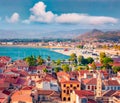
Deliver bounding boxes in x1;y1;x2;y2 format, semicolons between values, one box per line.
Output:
37;55;44;65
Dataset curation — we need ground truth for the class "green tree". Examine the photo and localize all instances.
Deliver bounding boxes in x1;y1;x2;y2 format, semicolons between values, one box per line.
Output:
78;55;84;64
43;68;48;73
102;57;113;72
77;45;83;49
91;62;97;70
102;57;113;67
100;52;106;63
54;67;61;73
112;66;120;73
37;55;44;65
61;64;70;72
24;55;36;66
70;53;77;63
75;66;82;71
56;59;61;65
87;57;94;64
85;65;89;70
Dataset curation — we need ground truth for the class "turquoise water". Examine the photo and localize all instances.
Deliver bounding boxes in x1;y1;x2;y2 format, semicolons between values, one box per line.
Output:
0;46;69;61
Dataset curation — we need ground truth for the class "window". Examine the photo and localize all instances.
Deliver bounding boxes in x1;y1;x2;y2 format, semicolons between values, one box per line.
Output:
63;90;66;93
68;97;70;101
92;86;94;91
67;90;69;94
73;86;76;90
70;90;72;93
63;97;66;101
88;86;90;89
95;86;97;89
70;84;72;87
63;84;66;87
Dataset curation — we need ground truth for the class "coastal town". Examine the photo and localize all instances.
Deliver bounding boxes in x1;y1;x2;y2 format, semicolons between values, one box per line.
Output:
0;0;120;103
0;44;120;103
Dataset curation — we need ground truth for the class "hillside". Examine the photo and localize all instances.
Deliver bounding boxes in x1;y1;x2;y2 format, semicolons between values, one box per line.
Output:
76;29;120;42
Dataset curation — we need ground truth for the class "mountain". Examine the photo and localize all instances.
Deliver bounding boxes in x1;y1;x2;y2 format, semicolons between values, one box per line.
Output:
76;29;120;42
0;29;89;39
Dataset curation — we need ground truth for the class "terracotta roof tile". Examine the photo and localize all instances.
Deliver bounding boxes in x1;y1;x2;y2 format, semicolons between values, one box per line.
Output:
104;80;120;86
61;80;80;84
82;78;97;85
75;90;94;98
103;90;116;97
38;90;60;96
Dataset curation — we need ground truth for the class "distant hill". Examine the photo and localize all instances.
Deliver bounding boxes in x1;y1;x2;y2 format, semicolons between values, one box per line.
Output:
0;29;86;39
76;29;120;42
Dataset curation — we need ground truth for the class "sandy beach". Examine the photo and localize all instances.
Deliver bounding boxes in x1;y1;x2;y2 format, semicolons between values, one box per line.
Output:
53;48;120;58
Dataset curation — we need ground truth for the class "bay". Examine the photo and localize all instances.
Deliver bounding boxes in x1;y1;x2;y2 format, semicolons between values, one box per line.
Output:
0;46;69;61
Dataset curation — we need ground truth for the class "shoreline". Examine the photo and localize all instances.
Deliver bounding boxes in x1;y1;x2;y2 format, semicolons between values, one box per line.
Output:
0;44;71;49
53;48;120;58
0;45;119;58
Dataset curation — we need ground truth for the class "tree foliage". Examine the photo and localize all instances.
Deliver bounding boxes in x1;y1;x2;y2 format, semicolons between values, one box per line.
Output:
70;53;77;63
54;67;61;73
112;66;120;73
24;55;36;66
91;62;96;70
56;59;61;65
61;64;70;72
24;55;44;66
37;55;44;65
43;68;48;73
86;57;94;64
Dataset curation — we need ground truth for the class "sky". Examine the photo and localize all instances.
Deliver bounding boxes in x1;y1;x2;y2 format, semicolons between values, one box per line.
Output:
0;0;120;38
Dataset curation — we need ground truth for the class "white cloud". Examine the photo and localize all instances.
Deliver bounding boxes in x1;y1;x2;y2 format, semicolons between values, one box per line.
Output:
29;2;55;23
56;14;118;24
24;1;118;25
6;12;19;23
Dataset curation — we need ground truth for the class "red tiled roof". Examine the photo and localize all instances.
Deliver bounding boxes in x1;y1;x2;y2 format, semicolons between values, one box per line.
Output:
15;78;27;85
0;63;6;68
103;80;120;86
38;90;60;96
0;92;8;99
57;71;70;78
11;69;28;77
82;78;97;85
75;90;94;98
0;56;11;64
13;60;29;67
22;86;33;90
103;90;116;97
37;73;57;83
61;80;80;84
112;62;120;67
78;70;89;76
2;90;11;95
112;91;120;98
36;65;52;70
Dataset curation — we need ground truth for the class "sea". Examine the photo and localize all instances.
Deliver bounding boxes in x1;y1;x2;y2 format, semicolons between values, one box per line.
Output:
0;46;69;61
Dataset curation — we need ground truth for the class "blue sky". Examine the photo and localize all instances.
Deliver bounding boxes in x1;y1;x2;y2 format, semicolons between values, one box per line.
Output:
0;0;120;38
